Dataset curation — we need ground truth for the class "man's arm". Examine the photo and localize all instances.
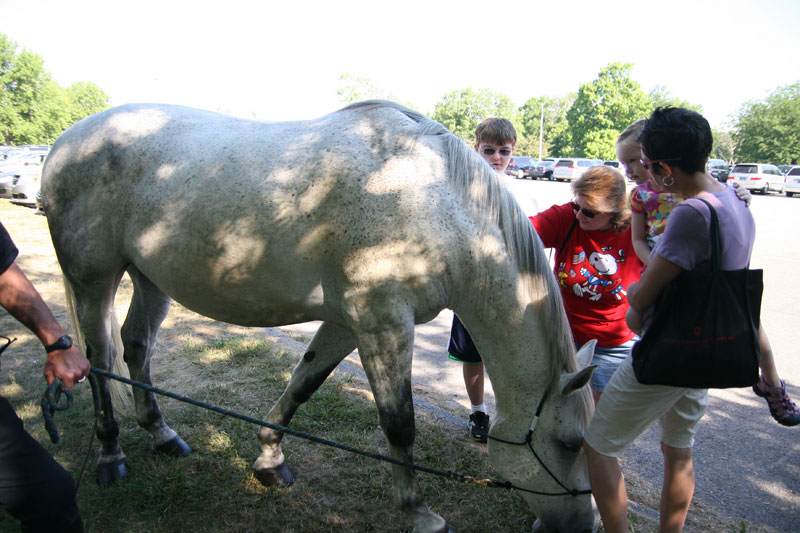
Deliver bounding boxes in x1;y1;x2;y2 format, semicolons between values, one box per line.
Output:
0;262;90;388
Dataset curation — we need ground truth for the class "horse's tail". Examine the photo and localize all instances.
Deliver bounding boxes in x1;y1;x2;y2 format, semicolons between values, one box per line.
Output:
62;274;133;411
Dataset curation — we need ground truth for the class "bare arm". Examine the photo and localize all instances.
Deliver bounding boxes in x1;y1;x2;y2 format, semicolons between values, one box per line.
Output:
631;211;652;266
627;252;684;313
0;262;89;388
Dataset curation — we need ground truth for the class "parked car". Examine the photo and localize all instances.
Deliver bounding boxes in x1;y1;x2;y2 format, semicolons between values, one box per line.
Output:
778;164;795;175
552;158;600;182
0;152;47;173
530;159;557;180
728;163;784;194
706;159;730;183
603;160;622;170
0;172;16;198
505;156;537;179
783;166;800;197
10;159;45;206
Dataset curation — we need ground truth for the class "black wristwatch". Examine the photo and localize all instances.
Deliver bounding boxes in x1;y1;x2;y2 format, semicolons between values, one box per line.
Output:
45;335;73;353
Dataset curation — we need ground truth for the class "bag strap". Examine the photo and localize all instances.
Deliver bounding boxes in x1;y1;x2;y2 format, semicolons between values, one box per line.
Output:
556;219;578;265
695;198;721;272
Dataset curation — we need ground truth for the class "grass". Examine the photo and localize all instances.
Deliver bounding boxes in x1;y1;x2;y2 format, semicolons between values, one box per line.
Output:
0;200;536;531
1;334;535;532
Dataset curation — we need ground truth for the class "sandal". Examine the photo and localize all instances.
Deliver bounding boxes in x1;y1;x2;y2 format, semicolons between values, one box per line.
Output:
753;376;800;427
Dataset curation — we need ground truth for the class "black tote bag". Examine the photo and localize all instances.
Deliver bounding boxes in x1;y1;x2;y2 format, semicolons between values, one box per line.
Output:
631;199;762;389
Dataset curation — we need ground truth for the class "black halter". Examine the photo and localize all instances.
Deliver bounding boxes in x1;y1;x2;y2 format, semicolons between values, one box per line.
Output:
487;389;592;497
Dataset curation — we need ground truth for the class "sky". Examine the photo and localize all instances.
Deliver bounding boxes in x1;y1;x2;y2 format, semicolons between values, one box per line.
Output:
2;0;799;129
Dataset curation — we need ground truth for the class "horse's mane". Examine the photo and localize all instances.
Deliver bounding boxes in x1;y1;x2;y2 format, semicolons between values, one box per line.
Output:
341;101;581;394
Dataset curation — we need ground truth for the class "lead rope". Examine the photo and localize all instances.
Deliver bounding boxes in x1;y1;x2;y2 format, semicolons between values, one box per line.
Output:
41;368;589;497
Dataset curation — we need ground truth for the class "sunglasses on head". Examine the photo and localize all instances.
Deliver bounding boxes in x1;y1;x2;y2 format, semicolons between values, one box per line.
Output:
481;147;512;156
570;201;603;219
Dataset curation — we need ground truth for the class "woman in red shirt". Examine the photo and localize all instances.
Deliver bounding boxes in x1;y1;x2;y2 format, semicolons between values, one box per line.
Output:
531;166;643;403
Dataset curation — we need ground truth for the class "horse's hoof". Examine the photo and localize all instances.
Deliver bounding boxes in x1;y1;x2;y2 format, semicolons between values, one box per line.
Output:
412;521;453;533
96;459;127;487
155;436;192;457
254;461;295;486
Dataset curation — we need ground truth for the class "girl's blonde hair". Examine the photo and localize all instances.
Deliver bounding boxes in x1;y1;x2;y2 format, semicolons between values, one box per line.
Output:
616;119;646;150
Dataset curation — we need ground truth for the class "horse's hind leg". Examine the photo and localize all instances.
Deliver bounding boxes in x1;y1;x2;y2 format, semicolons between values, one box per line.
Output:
254;321;356;485
67;272;129;486
121;267;191;457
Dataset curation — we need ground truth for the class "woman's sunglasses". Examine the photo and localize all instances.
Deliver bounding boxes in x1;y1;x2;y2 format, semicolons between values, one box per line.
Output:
481;147;512;156
640;157;680;170
570;201;603;219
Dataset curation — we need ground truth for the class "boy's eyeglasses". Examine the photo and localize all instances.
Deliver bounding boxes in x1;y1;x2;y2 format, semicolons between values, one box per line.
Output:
481;147;512;156
570;201;603;219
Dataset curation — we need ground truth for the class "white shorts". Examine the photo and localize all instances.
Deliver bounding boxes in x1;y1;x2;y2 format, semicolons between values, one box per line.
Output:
584;356;708;457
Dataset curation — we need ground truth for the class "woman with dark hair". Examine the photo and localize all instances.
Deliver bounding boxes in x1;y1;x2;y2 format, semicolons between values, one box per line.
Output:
617;117;799;427
584;107;757;533
530;165;643;404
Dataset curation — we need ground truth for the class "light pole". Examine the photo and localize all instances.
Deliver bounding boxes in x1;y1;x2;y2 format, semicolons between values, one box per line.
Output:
538;101;544;160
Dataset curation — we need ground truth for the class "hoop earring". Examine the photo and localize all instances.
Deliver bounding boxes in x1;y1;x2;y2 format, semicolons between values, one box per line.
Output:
664;174;674;187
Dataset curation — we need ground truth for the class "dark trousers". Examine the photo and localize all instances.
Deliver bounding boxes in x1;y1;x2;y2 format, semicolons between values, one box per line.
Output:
0;397;82;532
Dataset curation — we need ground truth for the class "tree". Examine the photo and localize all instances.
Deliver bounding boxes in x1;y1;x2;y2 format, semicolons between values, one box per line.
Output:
336;73;416;110
711;128;736;164
0;33;109;145
566;62;651;160
518;94;575;158
431;88;517;142
733;82;800;164
648;85;701;112
66;81;110;123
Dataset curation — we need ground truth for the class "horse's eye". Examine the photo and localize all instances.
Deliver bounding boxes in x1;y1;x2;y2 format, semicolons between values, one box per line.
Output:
561;440;582;452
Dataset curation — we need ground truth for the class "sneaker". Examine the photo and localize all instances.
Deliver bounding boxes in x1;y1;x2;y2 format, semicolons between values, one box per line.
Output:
468;411;490;443
753;376;800;427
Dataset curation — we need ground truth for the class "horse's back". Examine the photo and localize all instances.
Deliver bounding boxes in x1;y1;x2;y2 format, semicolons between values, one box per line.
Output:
43;103;459;326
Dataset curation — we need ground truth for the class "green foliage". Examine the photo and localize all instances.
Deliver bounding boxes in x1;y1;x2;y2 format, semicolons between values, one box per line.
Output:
648;85;702;113
566;62;652;159
0;33;110;145
336;73;416;110
733;81;800;164
711;128;736;164
431;88;517;143
518;94;575;158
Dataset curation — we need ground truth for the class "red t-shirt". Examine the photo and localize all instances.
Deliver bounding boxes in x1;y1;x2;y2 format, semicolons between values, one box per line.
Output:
530;203;643;347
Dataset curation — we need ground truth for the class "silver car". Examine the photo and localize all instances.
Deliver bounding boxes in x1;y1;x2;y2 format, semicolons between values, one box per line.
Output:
10;158;45;205
552;158;600;182
783;166;800;197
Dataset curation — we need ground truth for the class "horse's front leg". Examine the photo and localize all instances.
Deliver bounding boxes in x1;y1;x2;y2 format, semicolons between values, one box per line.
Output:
254;321;356;485
122;268;190;457
356;322;451;533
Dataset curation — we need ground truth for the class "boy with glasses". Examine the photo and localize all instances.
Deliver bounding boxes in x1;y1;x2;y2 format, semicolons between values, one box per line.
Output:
448;117;516;443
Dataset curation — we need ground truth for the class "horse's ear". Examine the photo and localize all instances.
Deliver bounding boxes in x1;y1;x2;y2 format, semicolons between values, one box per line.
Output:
562;365;596;396
575;339;597;369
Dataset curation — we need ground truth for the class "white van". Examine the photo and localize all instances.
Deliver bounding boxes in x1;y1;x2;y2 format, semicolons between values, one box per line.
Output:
552;158;599;182
728;163;784;194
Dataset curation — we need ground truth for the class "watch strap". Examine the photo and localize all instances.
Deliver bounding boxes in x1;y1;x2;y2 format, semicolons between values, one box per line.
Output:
45;334;73;353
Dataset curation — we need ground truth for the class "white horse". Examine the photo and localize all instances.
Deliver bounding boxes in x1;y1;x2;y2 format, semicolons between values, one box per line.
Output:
42;101;597;532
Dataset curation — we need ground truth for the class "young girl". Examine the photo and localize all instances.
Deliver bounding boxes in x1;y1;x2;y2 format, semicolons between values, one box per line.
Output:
616;121;799;427
618;120;684;266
